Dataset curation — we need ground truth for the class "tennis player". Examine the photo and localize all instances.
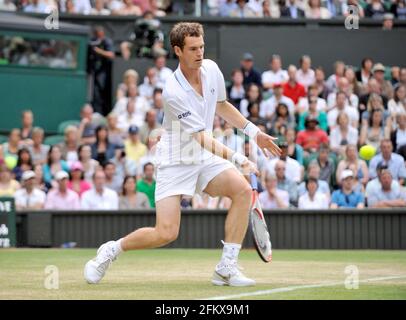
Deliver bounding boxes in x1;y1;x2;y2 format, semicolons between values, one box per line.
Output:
84;22;280;287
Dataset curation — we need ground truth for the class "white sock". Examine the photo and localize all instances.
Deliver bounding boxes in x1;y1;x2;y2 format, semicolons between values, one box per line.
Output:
113;238;124;256
220;240;241;264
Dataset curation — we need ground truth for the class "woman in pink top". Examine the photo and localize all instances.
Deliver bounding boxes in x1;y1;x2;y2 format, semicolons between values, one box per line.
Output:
67;161;91;198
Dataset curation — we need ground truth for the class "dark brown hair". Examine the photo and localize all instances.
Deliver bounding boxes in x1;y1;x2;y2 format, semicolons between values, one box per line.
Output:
170;22;204;50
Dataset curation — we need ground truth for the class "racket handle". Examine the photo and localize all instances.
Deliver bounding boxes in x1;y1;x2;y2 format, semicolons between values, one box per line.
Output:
250;173;258;191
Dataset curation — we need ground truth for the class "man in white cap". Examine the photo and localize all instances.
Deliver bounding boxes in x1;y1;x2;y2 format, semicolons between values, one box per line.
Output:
45;171;81;210
372;63;394;99
14;170;46;210
330;169;365;209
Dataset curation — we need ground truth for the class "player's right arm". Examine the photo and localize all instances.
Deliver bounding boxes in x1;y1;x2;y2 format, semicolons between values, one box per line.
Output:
193;130;258;175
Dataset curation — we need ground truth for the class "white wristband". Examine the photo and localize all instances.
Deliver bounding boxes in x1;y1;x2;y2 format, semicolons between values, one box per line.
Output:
243;121;260;139
231;152;248;166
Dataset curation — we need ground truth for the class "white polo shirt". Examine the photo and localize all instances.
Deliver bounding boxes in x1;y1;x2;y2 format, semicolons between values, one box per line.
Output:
157;59;227;167
81;187;119;210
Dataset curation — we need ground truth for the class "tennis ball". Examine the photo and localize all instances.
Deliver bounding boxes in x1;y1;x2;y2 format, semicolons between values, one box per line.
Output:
4;155;17;170
359;145;376;161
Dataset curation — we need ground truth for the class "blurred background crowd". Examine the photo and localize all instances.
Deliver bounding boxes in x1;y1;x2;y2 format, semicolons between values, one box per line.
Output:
0;0;405;21
1;47;406;211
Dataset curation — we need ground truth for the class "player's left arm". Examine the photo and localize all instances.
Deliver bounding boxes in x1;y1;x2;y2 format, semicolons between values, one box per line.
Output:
216;100;281;157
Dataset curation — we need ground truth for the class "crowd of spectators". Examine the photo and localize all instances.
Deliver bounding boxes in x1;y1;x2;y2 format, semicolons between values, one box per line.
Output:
1;0;406;22
1;49;406;211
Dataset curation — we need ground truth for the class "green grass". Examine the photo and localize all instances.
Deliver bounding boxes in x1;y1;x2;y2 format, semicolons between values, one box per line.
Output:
0;249;405;300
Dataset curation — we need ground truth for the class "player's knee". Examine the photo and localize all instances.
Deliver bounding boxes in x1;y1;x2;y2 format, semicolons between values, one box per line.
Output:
158;226;179;245
237;181;252;202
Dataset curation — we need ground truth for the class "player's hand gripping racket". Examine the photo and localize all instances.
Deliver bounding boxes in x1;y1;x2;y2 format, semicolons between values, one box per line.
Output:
249;173;272;263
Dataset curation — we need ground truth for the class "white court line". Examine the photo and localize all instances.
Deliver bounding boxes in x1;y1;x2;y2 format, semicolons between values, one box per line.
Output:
201;275;406;300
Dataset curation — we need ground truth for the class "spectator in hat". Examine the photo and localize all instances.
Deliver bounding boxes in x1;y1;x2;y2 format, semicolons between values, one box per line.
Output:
330;170;365;209
67;161;92;198
261;55;289;93
282;65;306;105
45;171;81;210
230;0;256;17
369;139;406;184
259;173;289;209
336;144;369;192
81;170;119;210
365;162;401;199
266;142;303;183
367;169;406;207
124;125;147;163
296;115;329;155
298;177;329;209
14;170;46;210
372;63;394;100
240;52;262;88
260;83;295;119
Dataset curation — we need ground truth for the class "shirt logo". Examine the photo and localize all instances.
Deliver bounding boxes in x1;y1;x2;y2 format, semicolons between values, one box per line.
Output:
177;111;191;120
211;88;215;95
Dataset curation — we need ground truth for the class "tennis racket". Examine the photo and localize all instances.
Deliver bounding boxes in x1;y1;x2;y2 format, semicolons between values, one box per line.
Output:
249;173;272;263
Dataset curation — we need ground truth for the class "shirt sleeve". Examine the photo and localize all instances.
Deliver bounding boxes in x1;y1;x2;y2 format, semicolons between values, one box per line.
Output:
331;191;339;205
214;63;227;102
165;96;206;134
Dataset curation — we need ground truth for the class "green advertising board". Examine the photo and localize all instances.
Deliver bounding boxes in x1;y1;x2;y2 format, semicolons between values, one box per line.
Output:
0;197;16;248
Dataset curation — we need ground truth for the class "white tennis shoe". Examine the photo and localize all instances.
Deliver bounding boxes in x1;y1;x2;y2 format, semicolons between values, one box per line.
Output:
84;241;118;284
212;260;256;287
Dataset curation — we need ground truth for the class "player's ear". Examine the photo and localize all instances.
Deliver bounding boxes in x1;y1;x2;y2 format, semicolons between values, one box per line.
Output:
174;45;182;57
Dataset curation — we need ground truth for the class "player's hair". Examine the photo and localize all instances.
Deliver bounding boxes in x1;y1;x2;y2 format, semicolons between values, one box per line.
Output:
169;22;204;50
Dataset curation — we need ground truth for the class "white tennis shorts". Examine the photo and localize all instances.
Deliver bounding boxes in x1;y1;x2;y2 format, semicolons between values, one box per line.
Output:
155;155;235;202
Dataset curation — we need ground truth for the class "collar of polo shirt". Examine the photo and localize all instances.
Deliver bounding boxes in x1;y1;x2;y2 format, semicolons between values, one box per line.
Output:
174;63;207;92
